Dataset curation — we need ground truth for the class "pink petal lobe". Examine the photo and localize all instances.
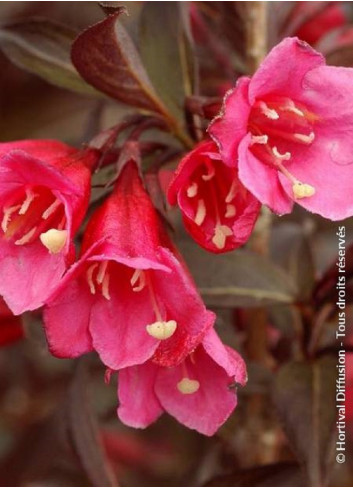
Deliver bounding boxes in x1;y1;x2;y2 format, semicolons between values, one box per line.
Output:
0;239;70;315
90;262;160;370
151;247;215;367
118;362;163;428
249;37;324;103
238;134;293;215
43;257;94;358
208;77;251;167
155;345;238;436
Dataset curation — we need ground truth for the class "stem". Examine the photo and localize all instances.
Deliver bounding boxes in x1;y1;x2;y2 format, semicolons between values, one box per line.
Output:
245;1;268;74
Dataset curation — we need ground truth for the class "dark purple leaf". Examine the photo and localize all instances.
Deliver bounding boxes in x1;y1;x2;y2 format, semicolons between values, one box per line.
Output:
273;356;337;486
0;19;98;96
71;12;169;114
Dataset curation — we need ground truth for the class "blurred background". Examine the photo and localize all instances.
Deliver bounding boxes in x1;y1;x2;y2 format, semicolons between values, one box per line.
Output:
0;2;352;486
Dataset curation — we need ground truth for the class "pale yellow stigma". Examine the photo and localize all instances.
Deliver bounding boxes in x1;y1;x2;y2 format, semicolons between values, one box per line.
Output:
146;320;177;340
194;199;206;226
292;182;316;199
39;229;67;254
212;224;233;250
177;377;200;394
187;182;198;198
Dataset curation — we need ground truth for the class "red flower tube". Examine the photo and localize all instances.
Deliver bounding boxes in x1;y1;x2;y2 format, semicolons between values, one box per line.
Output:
44;160;215;370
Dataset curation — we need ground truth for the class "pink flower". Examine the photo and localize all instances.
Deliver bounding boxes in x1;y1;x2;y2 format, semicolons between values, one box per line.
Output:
209;37;353;221
0;140;98;314
168;140;260;253
117;328;247;436
44;161;214;369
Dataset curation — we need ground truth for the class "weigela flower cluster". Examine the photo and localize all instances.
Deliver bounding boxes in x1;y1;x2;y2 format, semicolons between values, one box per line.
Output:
0;139;246;435
1;37;352;435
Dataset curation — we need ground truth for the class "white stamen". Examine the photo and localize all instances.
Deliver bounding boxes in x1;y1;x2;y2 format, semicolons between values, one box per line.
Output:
177;377;200;394
39;229;67;254
97;260;109;284
102;273;111;300
212;224;233;250
131;269;146;292
294;132;315;144
194;199;206;226
292;182;316;199
250;134;268;146
1;205;21;233
259;102;279;120
86;264;98;295
225;180;237;203
272;146;291;161
42;199;62;219
225;204;236;218
186;182;198;198
201;165;215;181
15;226;37;246
146;320;177;340
19;189;37;215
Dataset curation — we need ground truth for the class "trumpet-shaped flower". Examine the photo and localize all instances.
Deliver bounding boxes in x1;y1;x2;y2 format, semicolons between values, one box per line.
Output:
44;161;214;369
209;37;353;220
168;140;260;253
0;140;97;314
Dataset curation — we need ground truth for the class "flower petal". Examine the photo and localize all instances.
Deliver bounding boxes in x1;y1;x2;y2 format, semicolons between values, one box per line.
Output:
117;362;163;428
155;346;238;436
151;247;215;367
43;257;94;358
238;134;293;215
248;37;324;103
208;77;251;167
0;239;70;315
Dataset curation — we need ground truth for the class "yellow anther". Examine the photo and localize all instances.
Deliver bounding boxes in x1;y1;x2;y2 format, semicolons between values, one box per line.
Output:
250;134;268;146
201;166;215;181
292;182;316;199
131;269;146;292
259;102;279;120
225;204;236;218
19;189;37;215
194;199;206;226
42;199;62;219
86;264;98;295
146;320;177;340
187;182;198;198
212;224;233;250
15;227;37;246
1;205;21;233
294;132;315;144
272;146;291;161
177;377;200;394
225;179;237;203
102;273;111;300
39;229;67;254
